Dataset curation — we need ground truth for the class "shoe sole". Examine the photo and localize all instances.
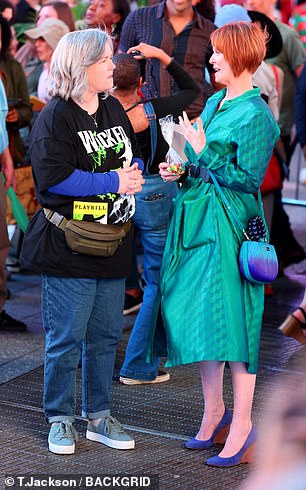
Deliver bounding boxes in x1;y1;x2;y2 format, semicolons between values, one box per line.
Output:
279;315;306;346
48;439;75;455
213;422;231;445
119;373;170;385
123;302;143;316
86;430;135;450
5;266;21;273
206;442;256;467
184;422;231;450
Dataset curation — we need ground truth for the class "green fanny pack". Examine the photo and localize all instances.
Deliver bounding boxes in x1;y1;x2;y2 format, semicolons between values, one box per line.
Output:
43;208;131;257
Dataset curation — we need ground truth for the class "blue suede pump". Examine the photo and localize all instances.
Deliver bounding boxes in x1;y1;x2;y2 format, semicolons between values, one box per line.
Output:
206;426;257;467
184;407;232;450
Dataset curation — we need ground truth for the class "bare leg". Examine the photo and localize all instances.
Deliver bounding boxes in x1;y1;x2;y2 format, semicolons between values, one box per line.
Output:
218;362;255;457
195;360;226;440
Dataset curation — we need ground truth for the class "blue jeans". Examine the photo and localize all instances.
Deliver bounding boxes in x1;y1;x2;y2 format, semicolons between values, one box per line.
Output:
120;175;178;380
42;274;125;423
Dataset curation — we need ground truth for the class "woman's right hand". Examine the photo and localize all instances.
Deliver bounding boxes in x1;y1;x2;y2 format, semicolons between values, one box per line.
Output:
179;111;206;155
127;43;172;67
117;163;144;195
159;162;181;182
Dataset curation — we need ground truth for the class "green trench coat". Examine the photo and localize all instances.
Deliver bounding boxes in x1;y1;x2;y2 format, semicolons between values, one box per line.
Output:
148;88;280;374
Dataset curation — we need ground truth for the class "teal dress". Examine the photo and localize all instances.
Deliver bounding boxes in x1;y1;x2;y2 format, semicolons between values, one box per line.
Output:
150;88;280;374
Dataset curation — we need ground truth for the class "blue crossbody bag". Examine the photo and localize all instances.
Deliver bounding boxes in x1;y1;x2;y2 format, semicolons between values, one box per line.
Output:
208;170;279;284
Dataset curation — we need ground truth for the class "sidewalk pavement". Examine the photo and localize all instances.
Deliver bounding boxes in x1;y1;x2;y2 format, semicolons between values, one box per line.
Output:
0;203;305;490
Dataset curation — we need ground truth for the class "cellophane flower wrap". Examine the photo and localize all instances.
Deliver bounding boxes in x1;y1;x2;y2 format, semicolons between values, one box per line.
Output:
159;115;186;175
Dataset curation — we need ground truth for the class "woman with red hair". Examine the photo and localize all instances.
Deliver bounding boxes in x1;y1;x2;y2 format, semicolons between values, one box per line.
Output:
158;22;280;468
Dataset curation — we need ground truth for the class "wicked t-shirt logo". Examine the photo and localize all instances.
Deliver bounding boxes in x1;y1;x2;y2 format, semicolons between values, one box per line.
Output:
78;126;132;170
77;125;135;224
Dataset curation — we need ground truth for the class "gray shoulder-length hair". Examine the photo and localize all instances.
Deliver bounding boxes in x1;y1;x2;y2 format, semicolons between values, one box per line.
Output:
48;28;113;100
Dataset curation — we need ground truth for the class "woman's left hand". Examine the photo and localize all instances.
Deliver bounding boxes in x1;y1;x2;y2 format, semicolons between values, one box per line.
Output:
178;111;206;155
159;162;181;182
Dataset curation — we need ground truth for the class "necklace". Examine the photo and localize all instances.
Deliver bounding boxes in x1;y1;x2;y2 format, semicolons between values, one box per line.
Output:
125;101;140;113
88;111;98;128
113;91;139;112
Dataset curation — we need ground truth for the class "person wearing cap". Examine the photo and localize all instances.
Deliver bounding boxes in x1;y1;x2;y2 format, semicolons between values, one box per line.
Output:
157;21;279;467
25;18;69;102
16;2;75;98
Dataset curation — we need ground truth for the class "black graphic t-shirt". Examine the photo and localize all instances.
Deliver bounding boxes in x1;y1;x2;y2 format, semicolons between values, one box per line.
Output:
21;95;142;278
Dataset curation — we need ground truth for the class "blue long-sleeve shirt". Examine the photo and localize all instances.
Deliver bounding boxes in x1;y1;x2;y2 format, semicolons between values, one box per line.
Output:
48;157;144;195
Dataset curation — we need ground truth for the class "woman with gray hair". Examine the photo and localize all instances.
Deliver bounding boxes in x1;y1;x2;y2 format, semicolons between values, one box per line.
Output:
21;28;144;455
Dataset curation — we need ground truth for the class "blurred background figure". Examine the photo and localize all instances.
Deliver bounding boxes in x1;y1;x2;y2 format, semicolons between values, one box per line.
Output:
9;25;18;57
290;0;306;51
119;0;217;120
14;0;39;25
279;287;306;345
112;44;200;385
239;360;306;490
16;2;75;96
58;0;89;22
295;57;306;161
0;1;20;59
13;0;40;46
192;0;215;21
0;18;27;332
149;0;216;19
244;0;306;273
220;0;244;5
0;0;15;22
0;14;30;273
277;0;295;24
25;18;69;102
0;15;32;167
37;1;75;31
84;0;130;53
278;29;305;281
4;17;69;271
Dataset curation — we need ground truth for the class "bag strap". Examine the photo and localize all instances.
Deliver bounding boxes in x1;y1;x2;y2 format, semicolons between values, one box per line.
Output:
43;208;131;235
43;208;68;231
208;170;268;242
144;101;157;169
207;170;250;240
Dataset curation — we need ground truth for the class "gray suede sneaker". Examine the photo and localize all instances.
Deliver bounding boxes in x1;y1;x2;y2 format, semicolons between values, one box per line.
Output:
48;420;79;455
86;415;135;450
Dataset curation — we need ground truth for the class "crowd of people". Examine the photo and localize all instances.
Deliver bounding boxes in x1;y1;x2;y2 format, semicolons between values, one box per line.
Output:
0;0;305;480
